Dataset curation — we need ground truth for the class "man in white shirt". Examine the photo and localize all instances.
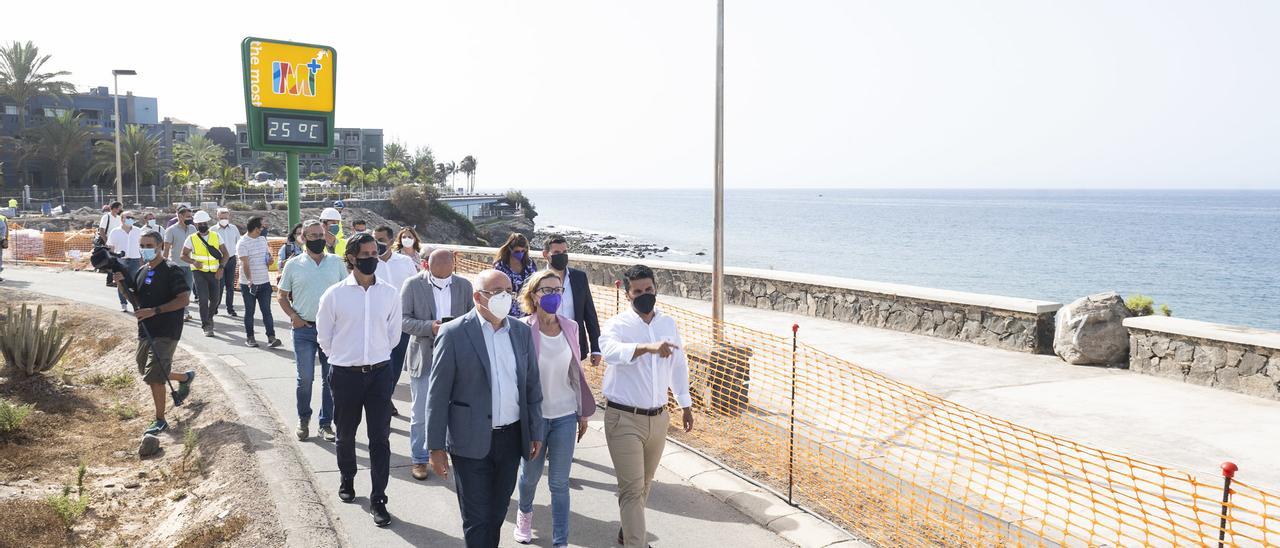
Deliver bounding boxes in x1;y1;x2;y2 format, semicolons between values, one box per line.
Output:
599;264;695;548
213;208;242;318
98;201;123;287
107;210;144;312
235;216;281;348
373;225;419;416
316;232;402;528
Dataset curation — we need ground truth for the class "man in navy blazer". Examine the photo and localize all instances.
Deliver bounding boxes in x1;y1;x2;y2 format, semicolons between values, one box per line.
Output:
428;269;544;548
541;235;602;365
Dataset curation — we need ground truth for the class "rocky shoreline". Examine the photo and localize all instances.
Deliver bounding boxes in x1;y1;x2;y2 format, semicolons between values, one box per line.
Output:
535;224;693;260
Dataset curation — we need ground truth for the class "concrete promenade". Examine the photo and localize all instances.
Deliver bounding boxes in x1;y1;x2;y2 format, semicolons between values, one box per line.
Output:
2;266;847;547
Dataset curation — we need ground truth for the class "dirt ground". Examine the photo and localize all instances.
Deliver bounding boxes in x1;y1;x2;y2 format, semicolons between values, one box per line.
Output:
0;288;283;547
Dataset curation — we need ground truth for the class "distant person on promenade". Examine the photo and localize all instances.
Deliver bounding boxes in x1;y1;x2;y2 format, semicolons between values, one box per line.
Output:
163;207;198;322
399;248;473;480
493;233;537;318
428;269;544;548
107;210;143;313
373;225;419;416
393;226;425;267
512;269;595;547
277;222;304;284
316;232;402;527
599;264;695;548
236;216;281;348
541;234;603;366
277;220;347;443
179;210;229;337
214;208;241;318
0;208;9;282
115;229;196;436
98;201;123;287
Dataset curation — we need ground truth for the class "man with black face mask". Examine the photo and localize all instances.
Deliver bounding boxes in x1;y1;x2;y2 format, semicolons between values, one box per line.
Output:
598;264;694;548
316;232;402;527
541;235;602;366
179;210;230;337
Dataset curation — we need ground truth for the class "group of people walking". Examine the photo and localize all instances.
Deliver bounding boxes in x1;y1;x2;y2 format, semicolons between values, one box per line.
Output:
107;201;693;548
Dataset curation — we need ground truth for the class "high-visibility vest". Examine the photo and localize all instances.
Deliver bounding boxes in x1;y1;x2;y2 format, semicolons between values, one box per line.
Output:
330;223;346;256
188;231;223;272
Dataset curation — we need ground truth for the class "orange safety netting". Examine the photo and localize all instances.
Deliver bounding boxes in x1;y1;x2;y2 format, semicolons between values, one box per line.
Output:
454;255;1280;547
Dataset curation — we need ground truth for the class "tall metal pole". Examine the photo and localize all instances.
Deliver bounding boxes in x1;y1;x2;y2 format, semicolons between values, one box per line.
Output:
113;73;123;204
287;151;301;228
712;0;726;341
133;151;140;205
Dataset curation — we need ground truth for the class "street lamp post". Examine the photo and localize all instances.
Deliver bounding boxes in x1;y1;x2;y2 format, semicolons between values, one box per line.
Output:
111;69;137;205
712;0;726;340
133;151;140;206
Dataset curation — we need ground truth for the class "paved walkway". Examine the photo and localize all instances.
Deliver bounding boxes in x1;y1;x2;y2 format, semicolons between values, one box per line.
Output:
658;293;1280;491
2;266;806;547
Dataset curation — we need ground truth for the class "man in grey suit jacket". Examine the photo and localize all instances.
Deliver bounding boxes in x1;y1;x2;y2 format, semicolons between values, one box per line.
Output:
428;269;544;548
402;249;475;480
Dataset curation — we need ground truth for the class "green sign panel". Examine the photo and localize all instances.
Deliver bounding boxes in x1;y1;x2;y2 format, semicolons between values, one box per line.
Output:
241;37;337;154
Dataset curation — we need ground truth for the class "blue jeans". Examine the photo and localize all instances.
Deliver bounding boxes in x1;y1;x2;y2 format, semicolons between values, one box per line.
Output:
239;283;276;340
292;325;332;427
408;370;431;464
117;258;141;306
517;413;580;546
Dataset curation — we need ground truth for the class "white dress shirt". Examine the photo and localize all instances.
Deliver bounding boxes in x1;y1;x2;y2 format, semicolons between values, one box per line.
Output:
599;308;693;409
480;318;521;427
214;222;241;254
558;271;576;322
430;275;453;319
375;252;418;293
107;226;142;259
316;274;403;367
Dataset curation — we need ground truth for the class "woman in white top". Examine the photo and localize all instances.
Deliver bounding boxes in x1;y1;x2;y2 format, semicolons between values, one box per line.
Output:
513;269;595;547
393;226;425;270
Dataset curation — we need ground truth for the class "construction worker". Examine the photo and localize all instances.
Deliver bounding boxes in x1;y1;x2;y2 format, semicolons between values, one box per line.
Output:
179;210;230;337
320;206;346;256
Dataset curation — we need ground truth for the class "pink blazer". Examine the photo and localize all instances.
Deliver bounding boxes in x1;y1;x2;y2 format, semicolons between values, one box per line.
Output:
522;314;596;418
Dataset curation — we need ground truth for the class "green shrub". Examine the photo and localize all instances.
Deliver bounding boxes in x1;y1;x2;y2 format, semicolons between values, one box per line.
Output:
104;372;132;389
46;464;88;529
504;189;538;220
251;200;268;211
225;201;253;212
109;401;139;420
1125;294;1154;316
271;201;289;211
0;399;34;434
181;428;199;473
0;304;74;377
1160;304;1173;317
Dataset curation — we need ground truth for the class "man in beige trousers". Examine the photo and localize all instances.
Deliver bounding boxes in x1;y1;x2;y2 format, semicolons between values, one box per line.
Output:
599;264;695;548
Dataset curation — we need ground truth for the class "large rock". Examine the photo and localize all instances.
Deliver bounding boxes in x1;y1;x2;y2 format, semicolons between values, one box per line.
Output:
1054;292;1134;365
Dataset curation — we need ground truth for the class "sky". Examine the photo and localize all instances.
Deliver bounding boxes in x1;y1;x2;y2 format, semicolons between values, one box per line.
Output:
10;0;1280;189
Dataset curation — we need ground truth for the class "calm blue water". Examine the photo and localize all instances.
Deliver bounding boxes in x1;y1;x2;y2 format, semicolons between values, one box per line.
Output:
524;189;1280;330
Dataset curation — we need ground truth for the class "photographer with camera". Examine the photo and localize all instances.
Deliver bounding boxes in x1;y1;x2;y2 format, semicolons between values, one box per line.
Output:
179;210;230;337
109;230;197;436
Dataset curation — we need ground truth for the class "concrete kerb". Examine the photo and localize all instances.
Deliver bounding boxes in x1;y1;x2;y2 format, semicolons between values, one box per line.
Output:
179;343;346;548
584;420;868;548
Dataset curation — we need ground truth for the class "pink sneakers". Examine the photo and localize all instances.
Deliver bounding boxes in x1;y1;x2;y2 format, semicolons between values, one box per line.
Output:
513;510;534;544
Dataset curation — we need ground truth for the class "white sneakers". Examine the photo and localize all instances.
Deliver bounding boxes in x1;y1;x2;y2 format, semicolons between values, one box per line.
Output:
513;510;534;544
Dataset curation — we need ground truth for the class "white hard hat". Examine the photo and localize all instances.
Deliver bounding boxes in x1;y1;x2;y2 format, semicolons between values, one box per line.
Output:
320;207;341;221
193;210;212;224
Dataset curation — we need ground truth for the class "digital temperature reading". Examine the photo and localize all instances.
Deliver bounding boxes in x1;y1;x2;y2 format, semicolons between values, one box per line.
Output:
262;115;328;146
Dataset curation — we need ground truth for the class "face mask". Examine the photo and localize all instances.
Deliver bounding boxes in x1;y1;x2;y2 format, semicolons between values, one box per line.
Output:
327;224;340;235
147;220;157;228
305;238;326;254
196;224;209;234
124;218;135;227
486;292;513;318
218;219;229;227
430;274;452;287
140;248;158;262
549;253;569;270
184;218;193;226
376;242;389;257
512;250;526;261
632;293;657;315
355;256;379;275
539;293;562;315
401;238;415;249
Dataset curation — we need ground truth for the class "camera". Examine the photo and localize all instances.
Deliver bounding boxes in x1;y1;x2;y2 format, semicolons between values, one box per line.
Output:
90;243;138;292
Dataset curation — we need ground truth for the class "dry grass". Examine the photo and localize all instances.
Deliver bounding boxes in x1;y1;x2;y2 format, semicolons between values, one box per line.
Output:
174;514;249;548
0;498;73;547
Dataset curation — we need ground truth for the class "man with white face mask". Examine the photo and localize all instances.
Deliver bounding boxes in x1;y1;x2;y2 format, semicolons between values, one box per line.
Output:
213;208;242;318
107;210;144;312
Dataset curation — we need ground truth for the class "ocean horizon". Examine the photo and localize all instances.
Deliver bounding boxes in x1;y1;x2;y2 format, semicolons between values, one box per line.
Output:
519;188;1280;330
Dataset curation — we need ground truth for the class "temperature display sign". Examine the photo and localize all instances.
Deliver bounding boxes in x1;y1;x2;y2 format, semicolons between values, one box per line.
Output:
263;114;328;146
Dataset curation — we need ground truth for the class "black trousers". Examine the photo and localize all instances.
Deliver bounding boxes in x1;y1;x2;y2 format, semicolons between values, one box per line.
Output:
452;425;522;548
192;270;222;330
330;363;393;504
221;256;237;311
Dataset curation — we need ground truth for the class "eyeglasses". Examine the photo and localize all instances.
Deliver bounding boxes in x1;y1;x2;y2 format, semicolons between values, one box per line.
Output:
478;289;516;298
535;287;564;295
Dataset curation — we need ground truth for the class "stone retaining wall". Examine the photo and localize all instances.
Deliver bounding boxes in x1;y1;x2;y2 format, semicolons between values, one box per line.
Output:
1125;316;1280;401
442;245;1061;354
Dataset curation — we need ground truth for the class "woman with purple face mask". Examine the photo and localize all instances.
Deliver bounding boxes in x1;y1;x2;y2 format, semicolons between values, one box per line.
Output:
512;269;594;547
493;232;538;317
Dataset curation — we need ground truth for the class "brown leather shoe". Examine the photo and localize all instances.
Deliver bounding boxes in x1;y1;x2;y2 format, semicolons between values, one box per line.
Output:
410;463;430;481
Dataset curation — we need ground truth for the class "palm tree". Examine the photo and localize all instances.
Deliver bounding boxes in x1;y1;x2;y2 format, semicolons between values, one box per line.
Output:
0;41;76;185
459;155;477;193
26;112;94;189
211;164;244;202
336;164;364;189
410;146;435;183
257;153;285;177
384;141;408;166
90;124;160;188
446;160;458;191
173;135;226;181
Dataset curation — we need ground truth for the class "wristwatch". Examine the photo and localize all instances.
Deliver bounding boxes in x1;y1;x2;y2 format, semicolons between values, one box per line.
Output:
152;307;161;316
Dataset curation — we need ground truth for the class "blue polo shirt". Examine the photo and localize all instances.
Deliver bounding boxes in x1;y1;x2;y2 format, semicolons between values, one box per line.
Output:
278;253;347;322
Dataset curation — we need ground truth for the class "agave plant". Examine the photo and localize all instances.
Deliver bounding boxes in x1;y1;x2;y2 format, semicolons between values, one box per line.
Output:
0;304;74;377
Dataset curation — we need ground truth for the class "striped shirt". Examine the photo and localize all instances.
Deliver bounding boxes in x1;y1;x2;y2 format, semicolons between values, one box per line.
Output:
236;235;272;286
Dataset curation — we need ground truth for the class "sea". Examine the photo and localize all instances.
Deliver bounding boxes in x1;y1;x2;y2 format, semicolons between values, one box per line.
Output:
522;188;1280;330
